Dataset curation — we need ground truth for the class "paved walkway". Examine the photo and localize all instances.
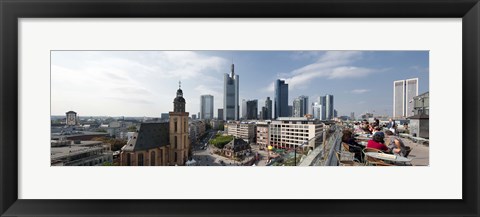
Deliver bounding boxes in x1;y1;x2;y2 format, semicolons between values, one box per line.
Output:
402;139;429;166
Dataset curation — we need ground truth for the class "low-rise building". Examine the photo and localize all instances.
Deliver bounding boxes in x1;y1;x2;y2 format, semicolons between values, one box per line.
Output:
221;138;251;159
210;119;225;130
226;122;256;143
189;120;206;142
269;117;324;150
256;121;270;149
51;140;113;166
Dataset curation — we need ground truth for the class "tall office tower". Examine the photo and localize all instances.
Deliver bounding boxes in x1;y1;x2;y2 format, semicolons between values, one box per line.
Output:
241;99;247;119
265;97;272;120
312;102;323;120
223;64;239;121
293;96;309;117
334;109;338;118
293;95;308;117
274;79;289;118
261;106;268;120
246;99;258;120
293;98;301;117
317;96;327;121
200;94;214;120
288;105;293;117
325;94;334;120
350;112;355;120
405;78;419;117
218;108;224;120
393;80;406;118
393;78;419;118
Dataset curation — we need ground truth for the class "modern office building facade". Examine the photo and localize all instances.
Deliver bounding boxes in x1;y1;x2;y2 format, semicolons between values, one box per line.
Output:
246;99;258;120
325;94;334;120
223;64;239;121
274;79;289;119
226;122;256;143
265;97;273;120
293;95;309;117
393;78;419;118
217;108;224;120
241;99;247;119
200;94;214;120
393;80;405;118
312;102;324;120
405;78;419;117
269;117;324;150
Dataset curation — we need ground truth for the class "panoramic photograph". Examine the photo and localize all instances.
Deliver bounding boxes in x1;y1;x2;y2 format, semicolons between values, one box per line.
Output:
50;51;429;166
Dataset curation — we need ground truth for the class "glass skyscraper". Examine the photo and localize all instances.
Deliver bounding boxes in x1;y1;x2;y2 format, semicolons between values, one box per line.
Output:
223;64;239;121
293;95;309;117
326;94;334;120
274;79;289;119
265;97;272;120
200;94;214;120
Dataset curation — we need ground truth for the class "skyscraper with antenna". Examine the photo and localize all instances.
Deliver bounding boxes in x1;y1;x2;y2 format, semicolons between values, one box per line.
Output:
223;63;239;121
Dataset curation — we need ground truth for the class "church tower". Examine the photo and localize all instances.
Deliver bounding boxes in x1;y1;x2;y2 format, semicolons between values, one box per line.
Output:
169;81;189;165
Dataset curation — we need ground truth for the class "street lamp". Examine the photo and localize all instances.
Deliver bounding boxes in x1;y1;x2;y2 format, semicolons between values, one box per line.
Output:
267;145;273;163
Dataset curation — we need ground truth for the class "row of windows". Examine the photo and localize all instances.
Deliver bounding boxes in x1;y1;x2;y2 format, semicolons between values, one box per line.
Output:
126;150;170;166
272;125;309;128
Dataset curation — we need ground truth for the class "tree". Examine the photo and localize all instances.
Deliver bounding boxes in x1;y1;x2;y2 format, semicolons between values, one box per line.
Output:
96;128;107;133
93;137;127;152
127;125;137;132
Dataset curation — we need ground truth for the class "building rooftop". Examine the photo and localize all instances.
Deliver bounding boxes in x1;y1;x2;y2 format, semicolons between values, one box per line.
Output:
51;140;104;160
122;123;169;152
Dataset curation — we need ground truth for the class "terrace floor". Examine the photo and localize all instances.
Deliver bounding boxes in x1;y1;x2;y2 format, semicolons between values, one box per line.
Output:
403;139;429;166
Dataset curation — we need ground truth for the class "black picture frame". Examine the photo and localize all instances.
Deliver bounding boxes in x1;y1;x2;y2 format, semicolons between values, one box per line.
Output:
1;0;479;216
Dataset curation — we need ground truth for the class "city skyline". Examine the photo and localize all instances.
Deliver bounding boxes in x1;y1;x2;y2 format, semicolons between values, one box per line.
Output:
51;51;429;117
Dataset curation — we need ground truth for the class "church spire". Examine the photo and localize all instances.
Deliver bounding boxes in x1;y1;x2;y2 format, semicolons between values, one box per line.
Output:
174;80;185;112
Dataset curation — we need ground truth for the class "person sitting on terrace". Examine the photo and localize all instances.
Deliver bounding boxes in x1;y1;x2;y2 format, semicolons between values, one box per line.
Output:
387;118;397;134
342;130;364;161
372;126;382;135
367;132;389;152
385;130;407;157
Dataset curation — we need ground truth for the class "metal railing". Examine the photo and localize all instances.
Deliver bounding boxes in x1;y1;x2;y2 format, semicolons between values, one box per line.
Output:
298;125;342;166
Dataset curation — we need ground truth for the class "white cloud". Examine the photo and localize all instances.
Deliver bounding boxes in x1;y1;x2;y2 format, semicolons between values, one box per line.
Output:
410;65;429;73
51;51;229;116
351;89;370;94
264;51;379;91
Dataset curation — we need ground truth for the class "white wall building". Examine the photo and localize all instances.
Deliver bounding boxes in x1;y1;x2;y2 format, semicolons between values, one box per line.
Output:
269;117;324;150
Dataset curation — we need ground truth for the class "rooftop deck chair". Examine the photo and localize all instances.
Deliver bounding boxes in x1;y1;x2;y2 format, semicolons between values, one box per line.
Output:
405;146;412;157
363;147;386;166
335;151;361;166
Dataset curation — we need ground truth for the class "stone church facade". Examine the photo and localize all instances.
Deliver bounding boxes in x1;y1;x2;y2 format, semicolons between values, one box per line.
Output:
120;83;190;166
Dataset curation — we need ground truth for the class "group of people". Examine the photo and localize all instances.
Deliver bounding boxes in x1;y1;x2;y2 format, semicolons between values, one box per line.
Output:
342;119;409;162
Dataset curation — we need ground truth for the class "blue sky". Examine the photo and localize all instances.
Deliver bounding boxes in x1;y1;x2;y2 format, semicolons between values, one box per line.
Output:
51;51;428;117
